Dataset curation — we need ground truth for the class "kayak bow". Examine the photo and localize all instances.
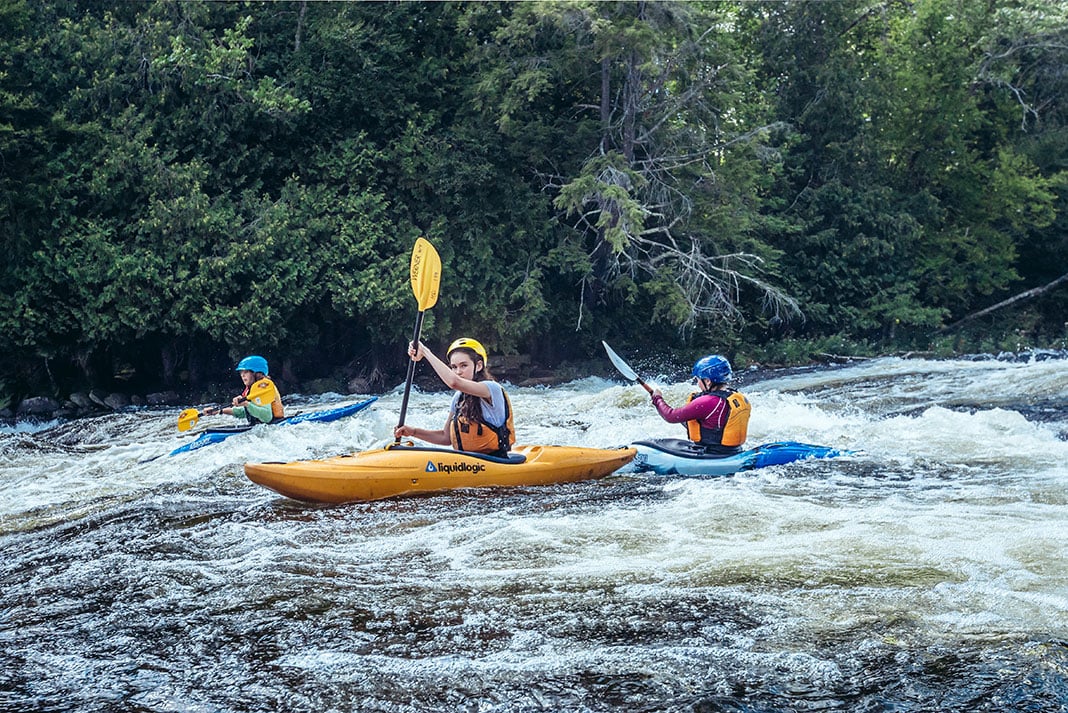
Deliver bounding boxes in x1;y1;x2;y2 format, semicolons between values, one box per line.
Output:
631;438;850;476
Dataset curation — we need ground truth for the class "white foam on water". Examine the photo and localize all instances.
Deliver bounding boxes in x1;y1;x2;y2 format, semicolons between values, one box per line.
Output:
2;356;1067;697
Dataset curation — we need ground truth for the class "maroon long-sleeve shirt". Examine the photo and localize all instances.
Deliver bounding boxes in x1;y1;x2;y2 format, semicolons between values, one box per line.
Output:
651;392;728;430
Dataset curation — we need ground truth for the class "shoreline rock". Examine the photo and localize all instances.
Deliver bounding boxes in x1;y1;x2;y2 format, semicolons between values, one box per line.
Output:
15;396;62;417
0;356;584;425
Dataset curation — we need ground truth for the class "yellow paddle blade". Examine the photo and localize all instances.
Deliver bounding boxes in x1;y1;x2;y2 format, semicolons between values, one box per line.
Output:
247;378;280;406
177;408;200;432
410;237;441;311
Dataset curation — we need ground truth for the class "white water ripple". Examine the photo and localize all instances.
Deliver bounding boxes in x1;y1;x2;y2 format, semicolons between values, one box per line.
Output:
0;355;1066;712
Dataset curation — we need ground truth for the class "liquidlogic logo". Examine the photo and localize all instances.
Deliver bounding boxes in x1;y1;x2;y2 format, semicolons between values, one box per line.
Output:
425;460;487;475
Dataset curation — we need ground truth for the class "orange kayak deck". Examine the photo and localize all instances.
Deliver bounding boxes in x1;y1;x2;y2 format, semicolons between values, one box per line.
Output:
244;444;638;503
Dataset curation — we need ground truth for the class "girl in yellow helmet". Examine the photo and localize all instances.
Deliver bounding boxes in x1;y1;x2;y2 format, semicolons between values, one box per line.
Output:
393;337;516;457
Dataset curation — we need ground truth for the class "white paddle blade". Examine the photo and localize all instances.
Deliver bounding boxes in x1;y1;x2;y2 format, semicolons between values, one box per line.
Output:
602;341;640;382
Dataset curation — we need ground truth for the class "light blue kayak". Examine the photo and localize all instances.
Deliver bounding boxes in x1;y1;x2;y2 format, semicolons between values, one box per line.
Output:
631;438;850;476
168;397;378;457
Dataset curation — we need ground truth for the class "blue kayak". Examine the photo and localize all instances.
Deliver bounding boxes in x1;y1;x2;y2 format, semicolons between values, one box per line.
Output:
631;437;850;476
168;397;378;457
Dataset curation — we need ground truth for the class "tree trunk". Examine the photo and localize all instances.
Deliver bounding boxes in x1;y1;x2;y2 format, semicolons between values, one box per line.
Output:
294;0;307;53
600;57;611;137
161;342;177;387
937;272;1068;332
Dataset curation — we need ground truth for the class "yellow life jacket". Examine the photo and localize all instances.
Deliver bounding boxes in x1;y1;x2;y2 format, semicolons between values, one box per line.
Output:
685;388;750;448
449;388;515;457
245;377;285;422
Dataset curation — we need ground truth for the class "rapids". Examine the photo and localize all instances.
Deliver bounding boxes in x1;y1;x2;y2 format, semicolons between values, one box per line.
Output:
1;354;1066;712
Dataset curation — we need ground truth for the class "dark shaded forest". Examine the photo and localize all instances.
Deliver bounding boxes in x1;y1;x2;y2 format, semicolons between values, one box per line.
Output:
2;0;1066;405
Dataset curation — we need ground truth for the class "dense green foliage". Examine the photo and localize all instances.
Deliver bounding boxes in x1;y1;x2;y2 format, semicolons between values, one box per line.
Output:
1;0;1066;399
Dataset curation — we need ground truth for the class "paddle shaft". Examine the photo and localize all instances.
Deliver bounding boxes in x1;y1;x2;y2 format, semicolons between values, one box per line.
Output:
394;237;441;444
395;309;426;441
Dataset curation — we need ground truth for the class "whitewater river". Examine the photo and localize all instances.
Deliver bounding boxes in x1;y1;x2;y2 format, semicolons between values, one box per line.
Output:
1;354;1066;712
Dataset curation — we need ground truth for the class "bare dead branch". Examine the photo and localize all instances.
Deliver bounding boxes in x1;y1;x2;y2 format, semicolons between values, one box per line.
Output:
937;272;1068;333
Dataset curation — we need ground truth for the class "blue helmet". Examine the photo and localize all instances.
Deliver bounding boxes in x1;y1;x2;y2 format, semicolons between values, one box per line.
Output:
692;354;732;384
236;355;269;375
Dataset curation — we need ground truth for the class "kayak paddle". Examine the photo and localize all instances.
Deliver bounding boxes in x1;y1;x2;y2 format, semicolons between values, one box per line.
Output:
602;341;654;394
177;405;224;431
177;379;279;431
395;237;442;443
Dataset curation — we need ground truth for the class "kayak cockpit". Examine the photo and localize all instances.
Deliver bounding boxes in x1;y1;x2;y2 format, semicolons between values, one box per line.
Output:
631;438;740;460
384;443;527;465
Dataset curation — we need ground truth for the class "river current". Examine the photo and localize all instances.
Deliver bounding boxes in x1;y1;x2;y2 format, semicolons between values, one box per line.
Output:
1;354;1066;712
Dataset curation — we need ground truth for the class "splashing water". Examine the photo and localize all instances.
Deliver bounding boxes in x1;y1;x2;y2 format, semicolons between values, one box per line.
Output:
1;356;1066;712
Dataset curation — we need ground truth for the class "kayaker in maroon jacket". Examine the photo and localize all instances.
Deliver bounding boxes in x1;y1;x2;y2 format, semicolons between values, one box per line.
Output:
649;354;751;455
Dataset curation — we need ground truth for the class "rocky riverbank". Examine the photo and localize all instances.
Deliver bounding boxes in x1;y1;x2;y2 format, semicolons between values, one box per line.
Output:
1;354;611;424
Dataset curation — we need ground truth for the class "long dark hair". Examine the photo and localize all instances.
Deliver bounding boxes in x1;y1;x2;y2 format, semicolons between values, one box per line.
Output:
450;347;496;423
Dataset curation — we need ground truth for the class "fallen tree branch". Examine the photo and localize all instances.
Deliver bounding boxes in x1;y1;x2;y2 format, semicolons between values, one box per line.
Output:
937;271;1068;333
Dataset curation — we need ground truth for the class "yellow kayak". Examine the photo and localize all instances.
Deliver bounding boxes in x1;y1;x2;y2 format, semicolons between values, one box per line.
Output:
244;443;637;503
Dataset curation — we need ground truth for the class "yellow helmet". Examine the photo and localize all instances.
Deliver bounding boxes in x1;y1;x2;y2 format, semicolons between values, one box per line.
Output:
447;337;488;364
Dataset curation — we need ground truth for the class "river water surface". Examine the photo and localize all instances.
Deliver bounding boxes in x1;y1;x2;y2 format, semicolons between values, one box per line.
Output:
1;355;1066;712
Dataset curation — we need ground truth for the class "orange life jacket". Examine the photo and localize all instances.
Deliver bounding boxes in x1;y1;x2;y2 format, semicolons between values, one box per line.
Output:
685;388;750;448
449;388;515;457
